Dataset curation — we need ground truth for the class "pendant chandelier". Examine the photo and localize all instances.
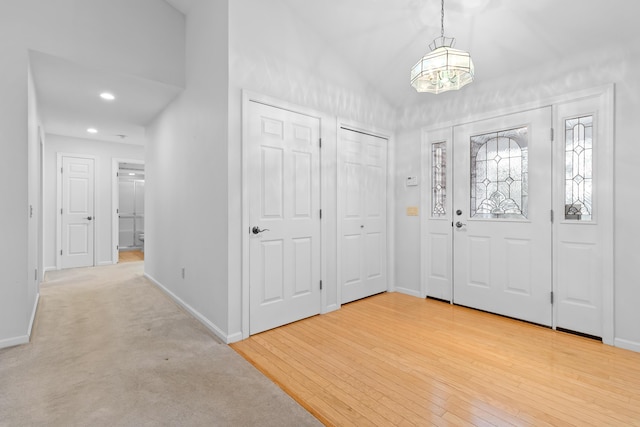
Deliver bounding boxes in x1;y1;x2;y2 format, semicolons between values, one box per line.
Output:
411;0;474;94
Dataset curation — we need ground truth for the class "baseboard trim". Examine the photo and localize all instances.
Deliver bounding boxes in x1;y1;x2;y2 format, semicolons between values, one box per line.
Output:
614;338;640;353
144;273;230;344
28;293;40;337
323;303;340;314
226;332;243;343
97;261;113;266
0;335;29;350
394;286;422;298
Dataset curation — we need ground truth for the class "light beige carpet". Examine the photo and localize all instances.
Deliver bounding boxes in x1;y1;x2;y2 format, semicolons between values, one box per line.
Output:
0;262;321;427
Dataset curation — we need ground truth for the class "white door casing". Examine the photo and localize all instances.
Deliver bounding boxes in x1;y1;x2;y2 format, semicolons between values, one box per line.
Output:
338;127;388;304
247;101;322;335
422;127;453;300
554;93;613;339
453;107;553;326
59;155;95;269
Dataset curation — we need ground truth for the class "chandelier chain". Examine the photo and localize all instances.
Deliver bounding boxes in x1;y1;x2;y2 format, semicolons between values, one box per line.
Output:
440;0;445;38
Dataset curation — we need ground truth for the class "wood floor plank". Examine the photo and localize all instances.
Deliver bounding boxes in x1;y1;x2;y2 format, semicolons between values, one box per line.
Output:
231;293;640;426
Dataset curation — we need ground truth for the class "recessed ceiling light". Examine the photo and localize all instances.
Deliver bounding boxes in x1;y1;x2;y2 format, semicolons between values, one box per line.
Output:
100;92;115;101
87;128;98;134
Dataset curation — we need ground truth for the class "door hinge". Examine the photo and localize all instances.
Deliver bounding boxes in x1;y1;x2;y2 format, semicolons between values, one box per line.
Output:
61;167;63;174
60;249;63;255
61;208;63;215
319;209;322;219
550;209;554;223
551;128;554;142
320;280;323;290
29;205;33;218
550;291;554;304
319;138;322;148
34;269;38;280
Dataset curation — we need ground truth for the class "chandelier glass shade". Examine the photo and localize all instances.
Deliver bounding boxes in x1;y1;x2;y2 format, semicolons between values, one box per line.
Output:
411;1;474;94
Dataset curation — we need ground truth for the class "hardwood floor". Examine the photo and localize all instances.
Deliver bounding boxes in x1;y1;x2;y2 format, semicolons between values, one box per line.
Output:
118;250;144;263
231;292;640;426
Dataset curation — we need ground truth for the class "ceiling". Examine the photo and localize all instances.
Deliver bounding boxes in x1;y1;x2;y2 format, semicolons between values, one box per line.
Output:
32;0;639;145
30;50;182;146
279;0;639;108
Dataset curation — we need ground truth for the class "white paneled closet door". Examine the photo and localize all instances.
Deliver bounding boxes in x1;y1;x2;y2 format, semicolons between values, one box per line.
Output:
339;127;388;304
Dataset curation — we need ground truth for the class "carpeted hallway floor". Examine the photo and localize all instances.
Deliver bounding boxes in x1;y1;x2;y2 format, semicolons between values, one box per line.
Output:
0;262;321;427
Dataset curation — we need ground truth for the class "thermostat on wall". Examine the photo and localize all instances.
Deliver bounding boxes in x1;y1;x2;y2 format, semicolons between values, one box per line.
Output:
406;176;418;186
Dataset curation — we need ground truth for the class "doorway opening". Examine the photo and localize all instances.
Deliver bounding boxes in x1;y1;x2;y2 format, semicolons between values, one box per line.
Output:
113;160;145;264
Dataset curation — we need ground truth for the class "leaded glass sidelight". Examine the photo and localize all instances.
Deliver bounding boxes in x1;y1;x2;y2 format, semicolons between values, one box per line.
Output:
565;115;593;221
431;142;447;217
470;127;528;219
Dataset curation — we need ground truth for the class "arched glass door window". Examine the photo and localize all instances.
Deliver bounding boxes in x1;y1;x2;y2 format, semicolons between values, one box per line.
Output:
470;127;528;219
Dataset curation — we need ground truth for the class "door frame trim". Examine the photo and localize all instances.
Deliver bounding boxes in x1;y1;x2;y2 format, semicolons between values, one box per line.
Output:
56;153;97;270
336;121;394;305
419;84;614;345
111;158;145;264
241;91;331;340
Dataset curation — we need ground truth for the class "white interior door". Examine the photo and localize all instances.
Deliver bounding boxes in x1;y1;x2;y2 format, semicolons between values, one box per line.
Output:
339;127;387;304
453;107;553;326
423;128;453;301
554;95;610;338
247;101;321;335
61;156;95;269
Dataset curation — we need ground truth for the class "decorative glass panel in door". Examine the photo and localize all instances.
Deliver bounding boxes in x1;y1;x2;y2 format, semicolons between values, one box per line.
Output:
470;127;528;219
431;141;447;217
564;115;593;221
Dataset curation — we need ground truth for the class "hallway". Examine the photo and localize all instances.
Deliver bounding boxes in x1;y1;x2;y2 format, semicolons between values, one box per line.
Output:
0;262;319;426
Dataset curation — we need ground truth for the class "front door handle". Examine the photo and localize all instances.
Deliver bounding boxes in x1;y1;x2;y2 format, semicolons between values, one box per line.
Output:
252;226;270;235
455;221;466;228
86;216;93;221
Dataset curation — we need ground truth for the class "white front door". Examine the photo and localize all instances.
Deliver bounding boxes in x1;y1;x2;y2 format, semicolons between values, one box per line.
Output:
339;127;388;304
247;101;321;335
453;107;553;326
61;156;95;269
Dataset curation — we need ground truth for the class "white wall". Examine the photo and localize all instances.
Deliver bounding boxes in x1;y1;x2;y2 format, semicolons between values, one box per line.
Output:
145;0;230;340
0;0;184;348
226;0;397;338
43;135;144;270
393;45;640;350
